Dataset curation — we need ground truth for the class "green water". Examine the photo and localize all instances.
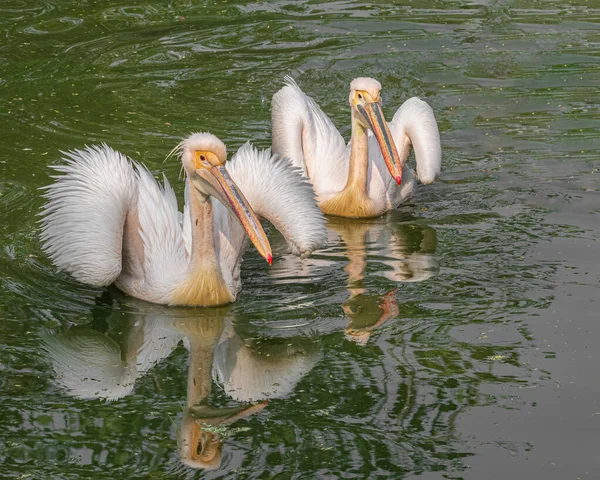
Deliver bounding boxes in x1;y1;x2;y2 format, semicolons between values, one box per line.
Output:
1;1;599;478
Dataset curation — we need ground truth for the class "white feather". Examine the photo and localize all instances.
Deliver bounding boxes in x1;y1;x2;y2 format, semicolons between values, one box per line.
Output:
40;136;326;306
40;145;190;304
389;97;442;185
130;166;188;303
226;142;327;256
272;76;348;195
39;145;136;286
175;142;327;297
271;78;442;213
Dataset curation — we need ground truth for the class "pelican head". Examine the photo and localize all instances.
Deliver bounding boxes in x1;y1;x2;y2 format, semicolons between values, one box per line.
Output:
180;132;272;264
349;78;403;185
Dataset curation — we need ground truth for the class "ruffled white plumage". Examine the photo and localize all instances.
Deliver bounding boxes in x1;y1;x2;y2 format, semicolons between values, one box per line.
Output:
389;97;441;185
272;76;348;196
130;165;188;303
226;142;327;256
271;77;441;211
40;144;189;304
40;140;326;305
39;145;137;286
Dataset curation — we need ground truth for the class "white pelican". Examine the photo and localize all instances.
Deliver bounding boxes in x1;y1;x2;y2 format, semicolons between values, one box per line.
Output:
271;76;442;218
40;133;326;307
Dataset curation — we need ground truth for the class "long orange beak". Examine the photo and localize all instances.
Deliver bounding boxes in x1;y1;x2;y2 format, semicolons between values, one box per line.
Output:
195;165;272;264
357;102;403;185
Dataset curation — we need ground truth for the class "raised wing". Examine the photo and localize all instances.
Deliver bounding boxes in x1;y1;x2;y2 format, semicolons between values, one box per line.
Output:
388;97;441;184
206;143;327;290
127;164;188;303
40;145;137;286
271;76;349;197
40;145;189;304
226;142;327;256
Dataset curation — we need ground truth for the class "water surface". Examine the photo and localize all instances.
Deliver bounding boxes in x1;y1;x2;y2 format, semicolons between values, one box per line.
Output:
1;1;599;478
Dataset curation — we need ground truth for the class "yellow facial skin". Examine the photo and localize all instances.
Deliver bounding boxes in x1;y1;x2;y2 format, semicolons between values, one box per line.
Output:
194;151;223;169
352;89;380;107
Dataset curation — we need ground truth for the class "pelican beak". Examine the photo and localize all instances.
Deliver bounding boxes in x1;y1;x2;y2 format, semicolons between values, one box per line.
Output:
357;101;403;185
192;165;273;264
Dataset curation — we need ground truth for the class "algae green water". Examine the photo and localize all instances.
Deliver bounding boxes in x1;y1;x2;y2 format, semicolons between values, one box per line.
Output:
1;1;599;478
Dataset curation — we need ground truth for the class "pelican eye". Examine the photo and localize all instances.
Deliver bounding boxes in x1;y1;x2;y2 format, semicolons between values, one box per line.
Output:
200;155;206;161
357;93;363;99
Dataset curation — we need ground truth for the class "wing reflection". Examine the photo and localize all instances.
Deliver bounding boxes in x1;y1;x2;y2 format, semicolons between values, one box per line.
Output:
40;302;321;471
40;313;180;401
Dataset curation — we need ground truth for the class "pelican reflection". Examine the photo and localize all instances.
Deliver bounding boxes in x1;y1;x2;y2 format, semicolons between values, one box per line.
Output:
335;217;438;344
270;215;439;343
40;303;321;470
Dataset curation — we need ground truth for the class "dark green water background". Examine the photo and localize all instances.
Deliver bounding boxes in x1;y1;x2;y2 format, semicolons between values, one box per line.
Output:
1;1;599;478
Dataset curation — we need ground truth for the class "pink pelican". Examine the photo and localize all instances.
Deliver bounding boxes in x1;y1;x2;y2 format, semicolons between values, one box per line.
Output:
40;133;326;307
271;77;441;218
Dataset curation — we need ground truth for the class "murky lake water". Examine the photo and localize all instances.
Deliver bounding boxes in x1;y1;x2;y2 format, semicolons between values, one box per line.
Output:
1;1;599;478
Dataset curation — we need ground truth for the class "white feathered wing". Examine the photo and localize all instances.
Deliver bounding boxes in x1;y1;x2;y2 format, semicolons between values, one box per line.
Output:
39;144;189;304
271;76;349;197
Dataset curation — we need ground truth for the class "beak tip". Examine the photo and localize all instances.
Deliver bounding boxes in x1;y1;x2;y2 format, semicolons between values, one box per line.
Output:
395;175;402;186
267;254;273;265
